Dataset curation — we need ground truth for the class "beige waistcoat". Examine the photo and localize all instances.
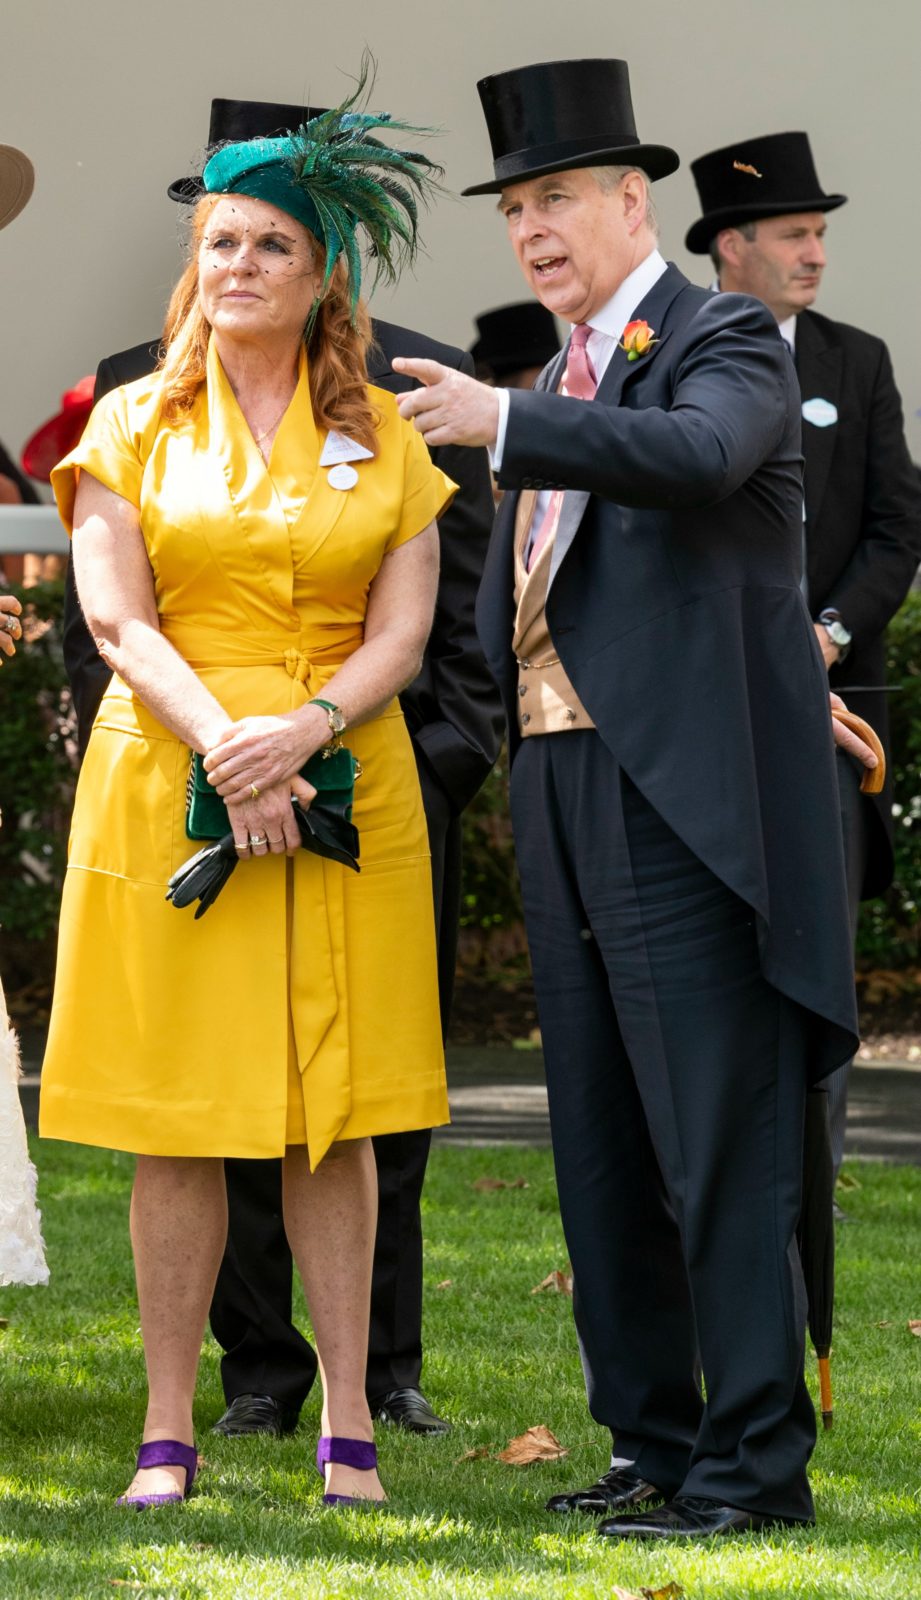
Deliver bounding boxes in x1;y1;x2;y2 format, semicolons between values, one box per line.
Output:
512;490;594;737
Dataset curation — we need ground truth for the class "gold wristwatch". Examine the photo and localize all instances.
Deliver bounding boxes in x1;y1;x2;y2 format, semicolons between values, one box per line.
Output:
310;697;347;739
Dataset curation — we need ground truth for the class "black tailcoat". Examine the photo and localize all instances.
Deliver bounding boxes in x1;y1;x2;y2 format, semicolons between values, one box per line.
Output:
63;321;502;1406
477;264;859;1510
480;265;858;1078
797;308;921;896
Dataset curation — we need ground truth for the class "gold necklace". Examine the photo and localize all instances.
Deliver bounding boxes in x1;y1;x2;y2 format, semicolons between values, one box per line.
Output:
252;398;292;448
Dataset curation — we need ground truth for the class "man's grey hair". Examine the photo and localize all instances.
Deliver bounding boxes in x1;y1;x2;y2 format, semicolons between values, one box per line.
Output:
708;219;757;272
591;164;659;237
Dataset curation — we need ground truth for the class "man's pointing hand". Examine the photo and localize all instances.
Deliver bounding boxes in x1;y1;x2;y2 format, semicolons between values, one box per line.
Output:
393;357;500;449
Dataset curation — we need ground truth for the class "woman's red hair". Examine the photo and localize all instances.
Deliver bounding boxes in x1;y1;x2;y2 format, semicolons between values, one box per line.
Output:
159;195;380;453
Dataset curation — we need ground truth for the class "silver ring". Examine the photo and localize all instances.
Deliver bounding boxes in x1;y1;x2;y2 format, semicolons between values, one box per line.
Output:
1;612;17;634
248;833;267;847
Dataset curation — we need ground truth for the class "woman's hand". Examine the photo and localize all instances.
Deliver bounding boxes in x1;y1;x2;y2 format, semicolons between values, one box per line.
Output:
226;773;316;859
203;710;329;803
0;594;23;662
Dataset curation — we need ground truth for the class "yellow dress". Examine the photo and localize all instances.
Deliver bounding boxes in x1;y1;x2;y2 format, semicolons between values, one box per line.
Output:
40;341;455;1169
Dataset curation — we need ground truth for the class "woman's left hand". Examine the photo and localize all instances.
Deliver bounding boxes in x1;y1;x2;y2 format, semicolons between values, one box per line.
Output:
203;711;327;803
0;594;23;662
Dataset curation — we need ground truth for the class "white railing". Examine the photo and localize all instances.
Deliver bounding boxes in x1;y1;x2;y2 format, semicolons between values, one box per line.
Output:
0;505;69;556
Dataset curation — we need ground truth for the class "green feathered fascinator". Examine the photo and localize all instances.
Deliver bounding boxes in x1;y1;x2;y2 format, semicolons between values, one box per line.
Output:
202;55;442;328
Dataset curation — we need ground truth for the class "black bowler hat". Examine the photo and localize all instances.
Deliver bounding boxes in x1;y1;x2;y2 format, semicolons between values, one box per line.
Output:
470;301;561;378
462;59;680;197
685;131;847;254
168;98;325;203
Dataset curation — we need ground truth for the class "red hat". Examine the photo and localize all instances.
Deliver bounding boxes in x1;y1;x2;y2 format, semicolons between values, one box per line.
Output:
21;375;95;481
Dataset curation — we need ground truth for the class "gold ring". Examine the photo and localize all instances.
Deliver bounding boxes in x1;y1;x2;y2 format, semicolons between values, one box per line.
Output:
250;784;260;799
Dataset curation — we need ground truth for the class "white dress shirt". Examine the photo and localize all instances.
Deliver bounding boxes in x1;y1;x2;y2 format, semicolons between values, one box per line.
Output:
491;248;669;479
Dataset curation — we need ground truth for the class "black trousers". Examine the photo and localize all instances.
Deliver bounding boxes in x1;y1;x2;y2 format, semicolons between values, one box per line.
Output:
510;732;816;1521
209;757;459;1409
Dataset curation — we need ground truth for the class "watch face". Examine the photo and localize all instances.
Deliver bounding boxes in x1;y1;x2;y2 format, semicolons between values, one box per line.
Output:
828;622;850;646
330;707;347;734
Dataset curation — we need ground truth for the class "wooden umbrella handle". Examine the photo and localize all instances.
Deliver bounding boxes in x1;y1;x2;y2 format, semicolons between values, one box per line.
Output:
830;708;886;795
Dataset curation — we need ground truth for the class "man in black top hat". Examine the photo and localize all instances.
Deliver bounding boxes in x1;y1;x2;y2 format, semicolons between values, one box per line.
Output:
395;57;872;1539
62;95;503;1443
687;131;921;1179
470;301;561;389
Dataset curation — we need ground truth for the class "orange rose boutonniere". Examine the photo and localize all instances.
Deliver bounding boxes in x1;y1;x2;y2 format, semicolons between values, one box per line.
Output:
619;319;658;361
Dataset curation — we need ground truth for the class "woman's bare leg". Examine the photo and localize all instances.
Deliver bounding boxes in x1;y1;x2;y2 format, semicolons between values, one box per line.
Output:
122;1155;228;1500
283;1139;385;1501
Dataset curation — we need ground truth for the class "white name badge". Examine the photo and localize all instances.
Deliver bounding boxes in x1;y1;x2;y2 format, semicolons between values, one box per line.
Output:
802;397;838;428
320;429;374;466
327;462;359;490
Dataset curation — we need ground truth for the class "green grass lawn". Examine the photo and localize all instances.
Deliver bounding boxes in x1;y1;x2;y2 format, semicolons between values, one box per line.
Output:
1;1143;919;1599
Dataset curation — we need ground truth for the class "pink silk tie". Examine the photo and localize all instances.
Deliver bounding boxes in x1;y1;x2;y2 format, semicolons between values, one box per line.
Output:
527;323;598;571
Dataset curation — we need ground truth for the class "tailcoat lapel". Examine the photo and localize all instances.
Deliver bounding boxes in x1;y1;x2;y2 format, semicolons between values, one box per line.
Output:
795;310;842;537
548;263;686;589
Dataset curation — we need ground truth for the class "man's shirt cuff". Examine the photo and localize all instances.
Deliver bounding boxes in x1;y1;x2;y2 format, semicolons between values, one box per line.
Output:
488;388;511;473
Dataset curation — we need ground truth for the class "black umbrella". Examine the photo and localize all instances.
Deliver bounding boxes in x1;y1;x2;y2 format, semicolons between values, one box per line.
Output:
797;1087;835;1429
166;796;360;918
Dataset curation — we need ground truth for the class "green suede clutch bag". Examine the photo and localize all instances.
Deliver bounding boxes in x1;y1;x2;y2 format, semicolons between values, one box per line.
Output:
186;746;360;841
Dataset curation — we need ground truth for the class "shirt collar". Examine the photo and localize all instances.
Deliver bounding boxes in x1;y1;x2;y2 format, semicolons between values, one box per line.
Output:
777;312;797;351
584;248;668;342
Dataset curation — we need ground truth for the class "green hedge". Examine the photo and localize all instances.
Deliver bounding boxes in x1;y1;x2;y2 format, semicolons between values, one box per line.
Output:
1;582;920;999
0;579;77;997
853;589;921;968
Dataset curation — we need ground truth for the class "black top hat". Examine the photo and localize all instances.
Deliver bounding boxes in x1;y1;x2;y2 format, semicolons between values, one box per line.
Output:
470;300;561;378
462;59;680;197
685;131;847;254
168;98;325;203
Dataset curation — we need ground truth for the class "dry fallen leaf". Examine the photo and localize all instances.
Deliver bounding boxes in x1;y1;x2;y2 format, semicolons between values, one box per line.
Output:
436;1279;453;1290
472;1175;529;1192
836;1171;861;1191
455;1446;491;1464
877;1320;891;1328
0;1317;8;1330
641;1585;685;1600
909;1320;921;1337
497;1425;569;1465
531;1269;574;1297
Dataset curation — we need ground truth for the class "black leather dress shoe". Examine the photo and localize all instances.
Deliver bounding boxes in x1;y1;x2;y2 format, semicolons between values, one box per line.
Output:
368;1387;451;1435
598;1494;812;1540
212;1394;300;1437
545;1465;663;1516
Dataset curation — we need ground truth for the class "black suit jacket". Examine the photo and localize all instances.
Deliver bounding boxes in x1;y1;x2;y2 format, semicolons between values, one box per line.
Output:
479;264;858;1080
62;321;503;812
797;308;921;896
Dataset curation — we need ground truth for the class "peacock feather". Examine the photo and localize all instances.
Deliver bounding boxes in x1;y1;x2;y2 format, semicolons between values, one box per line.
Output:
285;52;443;326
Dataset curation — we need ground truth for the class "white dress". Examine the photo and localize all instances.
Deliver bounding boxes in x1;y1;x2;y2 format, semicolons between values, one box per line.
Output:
0;979;49;1287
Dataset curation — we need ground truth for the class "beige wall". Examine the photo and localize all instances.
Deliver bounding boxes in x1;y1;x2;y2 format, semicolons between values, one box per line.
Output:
2;0;920;466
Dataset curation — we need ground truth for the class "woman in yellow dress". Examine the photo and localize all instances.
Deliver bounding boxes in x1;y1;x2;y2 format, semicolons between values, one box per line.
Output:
40;82;453;1508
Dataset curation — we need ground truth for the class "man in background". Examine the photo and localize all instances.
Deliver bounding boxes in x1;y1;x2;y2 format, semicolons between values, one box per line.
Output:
470;300;560;390
687;131;921;1177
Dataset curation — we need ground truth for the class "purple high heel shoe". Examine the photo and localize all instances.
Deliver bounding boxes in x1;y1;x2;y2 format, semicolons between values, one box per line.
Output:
116;1439;198;1508
316;1436;380;1507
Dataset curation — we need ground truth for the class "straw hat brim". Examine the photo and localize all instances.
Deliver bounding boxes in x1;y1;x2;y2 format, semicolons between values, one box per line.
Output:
0;145;34;231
